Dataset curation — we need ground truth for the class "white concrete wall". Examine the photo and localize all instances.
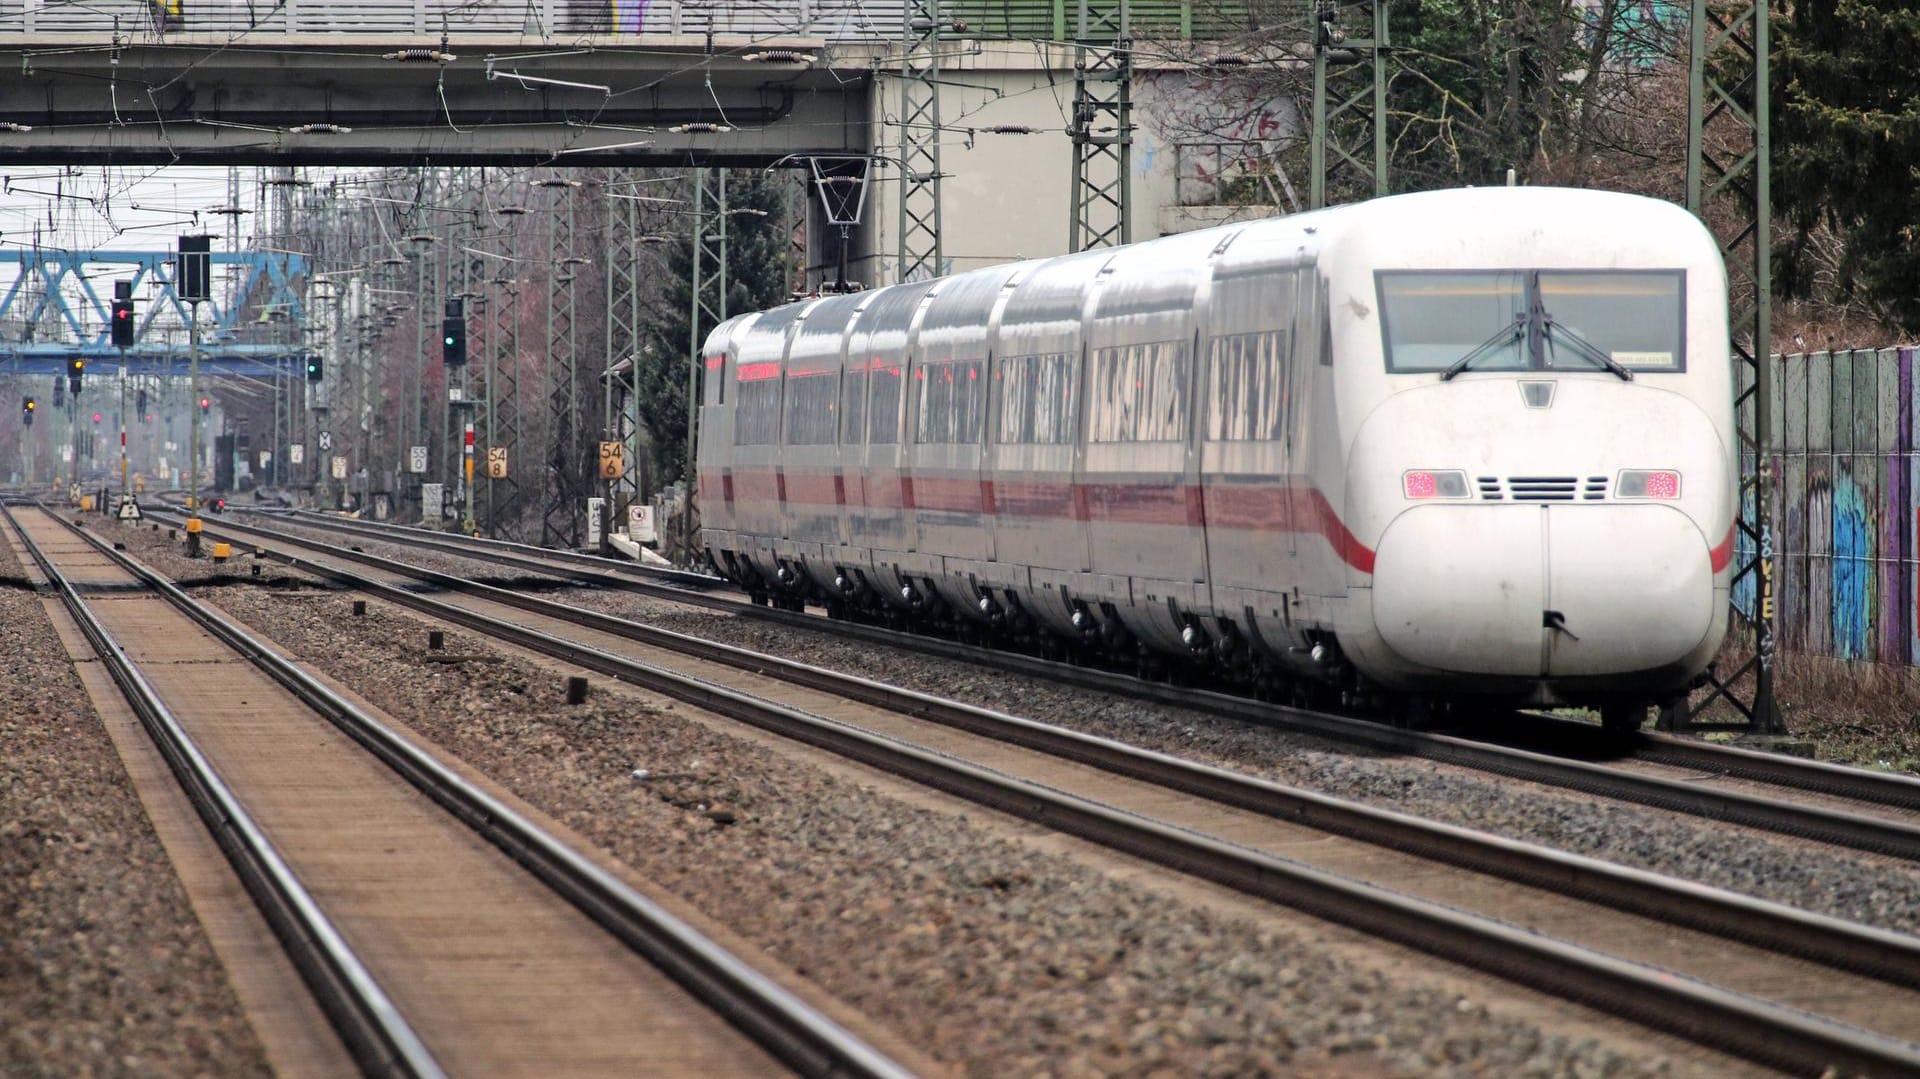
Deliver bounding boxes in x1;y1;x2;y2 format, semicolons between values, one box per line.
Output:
840;43;1293;288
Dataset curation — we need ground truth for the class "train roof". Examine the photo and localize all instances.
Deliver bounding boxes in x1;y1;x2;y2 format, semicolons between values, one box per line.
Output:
708;187;1710;348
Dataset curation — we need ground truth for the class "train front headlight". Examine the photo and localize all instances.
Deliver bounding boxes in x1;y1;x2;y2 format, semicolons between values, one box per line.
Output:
1617;469;1681;499
1402;470;1470;499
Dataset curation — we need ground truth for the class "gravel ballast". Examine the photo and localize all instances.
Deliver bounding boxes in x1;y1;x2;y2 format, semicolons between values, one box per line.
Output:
238;516;1920;936
109;518;1752;1077
0;524;271;1078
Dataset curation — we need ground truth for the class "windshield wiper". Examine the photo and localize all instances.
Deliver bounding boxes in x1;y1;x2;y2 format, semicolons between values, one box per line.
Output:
1438;313;1527;381
1542;316;1633;381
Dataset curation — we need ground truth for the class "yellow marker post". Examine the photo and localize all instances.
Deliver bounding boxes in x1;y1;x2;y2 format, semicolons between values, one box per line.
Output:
185;516;203;558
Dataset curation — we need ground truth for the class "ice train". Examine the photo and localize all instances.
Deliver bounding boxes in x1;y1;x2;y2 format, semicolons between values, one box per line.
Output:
695;187;1734;726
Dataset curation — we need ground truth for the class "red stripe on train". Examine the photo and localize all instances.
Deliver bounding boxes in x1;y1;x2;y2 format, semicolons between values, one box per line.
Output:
719;466;1379;575
1709;524;1735;573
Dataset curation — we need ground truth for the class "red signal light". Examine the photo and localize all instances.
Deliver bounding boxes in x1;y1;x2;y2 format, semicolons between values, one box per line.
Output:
199;397;210;408
91;412;101;423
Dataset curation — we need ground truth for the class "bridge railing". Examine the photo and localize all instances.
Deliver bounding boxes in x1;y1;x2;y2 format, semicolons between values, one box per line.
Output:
0;1;1296;40
0;0;899;38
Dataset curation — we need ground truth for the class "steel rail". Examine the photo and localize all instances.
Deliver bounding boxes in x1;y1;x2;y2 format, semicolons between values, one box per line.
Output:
0;503;447;1079
171;508;1920;984
207;509;1920;863
51;508;914;1079
270;505;725;590
252;507;1920;812
166;511;1920;1075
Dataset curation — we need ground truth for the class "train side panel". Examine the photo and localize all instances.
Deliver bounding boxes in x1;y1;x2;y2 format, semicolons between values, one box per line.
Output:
1081;231;1220;651
780;293;869;594
847;282;936;605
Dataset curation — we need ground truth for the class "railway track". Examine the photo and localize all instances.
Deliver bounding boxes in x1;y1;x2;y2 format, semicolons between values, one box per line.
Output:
220;507;1920;860
5;502;909;1079
150;506;1920;1076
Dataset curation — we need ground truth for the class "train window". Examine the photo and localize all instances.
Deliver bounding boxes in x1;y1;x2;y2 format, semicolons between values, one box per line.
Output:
783;371;838;445
1207;331;1290;441
995;352;1077;444
869;362;904;445
1088;341;1191;443
1538;271;1685;372
735;377;782;445
915;359;986;444
841;365;869;445
1378;271;1528;373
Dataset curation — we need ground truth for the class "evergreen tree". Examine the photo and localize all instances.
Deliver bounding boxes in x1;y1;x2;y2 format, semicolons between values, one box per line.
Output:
1777;0;1920;332
634;170;790;487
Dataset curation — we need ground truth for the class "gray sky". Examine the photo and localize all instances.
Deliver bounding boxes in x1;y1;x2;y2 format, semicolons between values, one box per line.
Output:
0;165;268;255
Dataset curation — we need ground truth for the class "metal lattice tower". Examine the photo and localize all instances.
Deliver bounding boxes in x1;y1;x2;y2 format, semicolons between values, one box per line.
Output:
446;167;488;529
681;168;728;562
540;175;584;549
1677;0;1781;734
1069;0;1132;251
605;166;646;508
1309;0;1390;210
480;209;524;541
896;0;943;280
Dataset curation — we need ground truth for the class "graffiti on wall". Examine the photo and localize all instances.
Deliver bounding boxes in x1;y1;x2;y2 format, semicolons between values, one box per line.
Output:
1771;347;1920;666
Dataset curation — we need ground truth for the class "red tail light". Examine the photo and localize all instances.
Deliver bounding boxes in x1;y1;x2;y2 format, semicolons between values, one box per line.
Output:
1403;470;1469;499
1618;469;1681;499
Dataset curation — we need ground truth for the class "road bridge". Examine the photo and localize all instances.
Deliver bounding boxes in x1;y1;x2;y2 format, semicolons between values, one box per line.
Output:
0;14;879;165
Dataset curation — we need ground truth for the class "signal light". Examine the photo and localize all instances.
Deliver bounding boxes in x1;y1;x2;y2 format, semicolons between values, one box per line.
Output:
305;356;324;382
67;356;84;397
199;397;211;413
441;298;467;367
110;280;135;348
21;396;33;425
177;235;211;304
91;412;101;424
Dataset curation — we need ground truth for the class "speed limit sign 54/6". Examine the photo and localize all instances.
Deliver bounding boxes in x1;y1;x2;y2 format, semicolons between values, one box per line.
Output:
598;441;625;479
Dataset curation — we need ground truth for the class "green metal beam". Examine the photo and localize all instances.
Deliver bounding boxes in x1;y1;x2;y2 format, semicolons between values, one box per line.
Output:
1679;0;1781;734
1309;0;1389;210
1069;0;1132;251
897;0;946;280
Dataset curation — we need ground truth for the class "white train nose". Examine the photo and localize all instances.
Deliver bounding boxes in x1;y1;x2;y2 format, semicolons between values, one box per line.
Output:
1371;504;1715;677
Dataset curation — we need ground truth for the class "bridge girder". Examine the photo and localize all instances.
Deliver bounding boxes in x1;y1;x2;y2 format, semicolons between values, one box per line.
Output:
0;34;872;166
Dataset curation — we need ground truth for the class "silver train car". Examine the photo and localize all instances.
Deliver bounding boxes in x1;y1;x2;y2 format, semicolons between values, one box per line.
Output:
696;187;1735;725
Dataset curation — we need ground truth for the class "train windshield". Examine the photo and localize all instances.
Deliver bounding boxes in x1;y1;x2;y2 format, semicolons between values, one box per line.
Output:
1537;271;1684;372
1379;269;1685;374
1379;272;1527;373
